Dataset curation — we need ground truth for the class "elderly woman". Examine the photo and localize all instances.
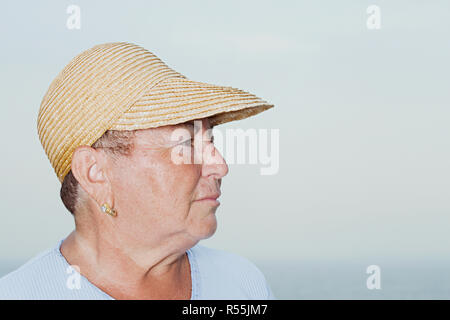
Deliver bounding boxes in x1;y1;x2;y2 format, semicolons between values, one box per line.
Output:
0;42;275;300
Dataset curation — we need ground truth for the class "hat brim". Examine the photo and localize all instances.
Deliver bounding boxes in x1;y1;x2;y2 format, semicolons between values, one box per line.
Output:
110;77;274;130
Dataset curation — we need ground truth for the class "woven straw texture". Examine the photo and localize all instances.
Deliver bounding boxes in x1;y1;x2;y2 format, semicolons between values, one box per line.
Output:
37;42;274;183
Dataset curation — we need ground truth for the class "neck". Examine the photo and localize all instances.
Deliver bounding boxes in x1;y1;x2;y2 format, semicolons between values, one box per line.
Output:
60;228;194;298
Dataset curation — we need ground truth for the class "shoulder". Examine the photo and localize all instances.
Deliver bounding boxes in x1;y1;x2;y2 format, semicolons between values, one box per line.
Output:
0;240;109;300
0;247;59;299
189;243;275;299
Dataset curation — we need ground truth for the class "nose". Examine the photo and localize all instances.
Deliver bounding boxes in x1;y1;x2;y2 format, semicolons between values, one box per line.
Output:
201;143;229;179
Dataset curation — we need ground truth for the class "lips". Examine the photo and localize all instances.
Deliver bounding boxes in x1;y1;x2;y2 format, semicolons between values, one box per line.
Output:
195;193;221;201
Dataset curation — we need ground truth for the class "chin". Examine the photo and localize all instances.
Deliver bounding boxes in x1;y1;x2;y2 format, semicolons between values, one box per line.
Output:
194;211;218;240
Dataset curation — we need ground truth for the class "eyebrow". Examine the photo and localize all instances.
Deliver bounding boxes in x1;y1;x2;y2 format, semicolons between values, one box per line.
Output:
184;121;196;133
179;120;201;135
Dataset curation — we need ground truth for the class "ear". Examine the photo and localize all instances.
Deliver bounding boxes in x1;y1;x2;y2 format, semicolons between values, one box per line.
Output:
71;146;111;206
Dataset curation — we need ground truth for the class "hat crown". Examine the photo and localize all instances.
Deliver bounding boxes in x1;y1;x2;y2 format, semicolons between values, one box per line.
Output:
37;42;185;182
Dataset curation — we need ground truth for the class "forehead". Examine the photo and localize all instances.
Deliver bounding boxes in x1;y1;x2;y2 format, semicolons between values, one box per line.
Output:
134;118;212;144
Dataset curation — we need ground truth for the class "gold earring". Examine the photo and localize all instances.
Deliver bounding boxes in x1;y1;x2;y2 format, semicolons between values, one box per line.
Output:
101;203;117;217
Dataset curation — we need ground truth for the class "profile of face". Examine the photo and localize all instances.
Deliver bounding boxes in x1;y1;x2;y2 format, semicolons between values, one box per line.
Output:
78;117;229;250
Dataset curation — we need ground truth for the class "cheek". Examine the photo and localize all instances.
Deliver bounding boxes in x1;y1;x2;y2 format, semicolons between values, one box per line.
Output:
159;164;202;202
146;163;203;225
111;162;154;209
135;162;201;206
111;155;202;219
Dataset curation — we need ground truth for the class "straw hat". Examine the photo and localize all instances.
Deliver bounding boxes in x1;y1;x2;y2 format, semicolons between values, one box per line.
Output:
37;42;274;183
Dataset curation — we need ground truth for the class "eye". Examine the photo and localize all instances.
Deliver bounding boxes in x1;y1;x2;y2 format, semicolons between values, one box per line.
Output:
204;135;215;145
181;138;194;147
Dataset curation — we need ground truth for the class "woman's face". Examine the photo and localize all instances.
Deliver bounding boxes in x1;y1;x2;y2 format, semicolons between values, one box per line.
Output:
107;118;228;247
